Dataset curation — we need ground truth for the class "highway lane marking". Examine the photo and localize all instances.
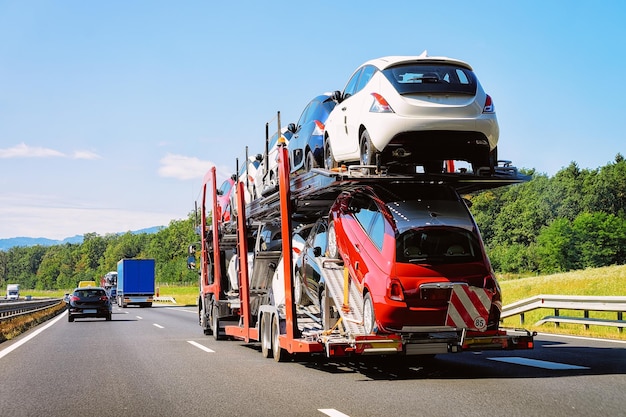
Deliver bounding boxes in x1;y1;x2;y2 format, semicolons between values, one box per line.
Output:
165;307;196;314
153;323;164;329
488;357;589;370
0;311;67;360
319;409;350;417
538;332;626;345
136;316;143;319
187;341;215;353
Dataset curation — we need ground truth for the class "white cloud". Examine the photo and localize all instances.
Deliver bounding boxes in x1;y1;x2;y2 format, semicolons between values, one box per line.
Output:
0;197;180;240
0;143;64;158
71;150;101;160
0;143;101;159
158;153;214;180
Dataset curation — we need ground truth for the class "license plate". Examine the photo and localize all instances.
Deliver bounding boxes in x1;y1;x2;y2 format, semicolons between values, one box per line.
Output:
82;309;97;314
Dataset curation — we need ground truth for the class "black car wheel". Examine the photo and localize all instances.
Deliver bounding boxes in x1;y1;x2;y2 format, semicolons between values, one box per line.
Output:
359;130;375;165
327;221;339;259
68;314;74;322
363;292;376;334
324;138;337;169
305;150;316;172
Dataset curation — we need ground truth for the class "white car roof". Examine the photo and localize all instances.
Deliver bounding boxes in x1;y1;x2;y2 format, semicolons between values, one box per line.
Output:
363;52;473;71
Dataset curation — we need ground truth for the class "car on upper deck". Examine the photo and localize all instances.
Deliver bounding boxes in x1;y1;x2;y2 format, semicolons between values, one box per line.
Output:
326;182;502;334
323;52;499;174
287;93;337;173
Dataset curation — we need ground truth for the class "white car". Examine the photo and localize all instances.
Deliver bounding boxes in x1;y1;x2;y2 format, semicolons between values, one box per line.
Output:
323;52;499;174
253;127;292;199
230;154;262;217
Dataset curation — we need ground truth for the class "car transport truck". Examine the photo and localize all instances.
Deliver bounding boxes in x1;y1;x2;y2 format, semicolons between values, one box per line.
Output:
117;259;155;307
190;144;535;363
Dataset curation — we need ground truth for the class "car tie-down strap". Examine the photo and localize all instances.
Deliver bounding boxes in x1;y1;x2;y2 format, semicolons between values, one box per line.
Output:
446;285;493;332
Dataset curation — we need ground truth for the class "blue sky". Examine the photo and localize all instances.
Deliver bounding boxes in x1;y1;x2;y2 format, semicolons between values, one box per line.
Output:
1;1;624;239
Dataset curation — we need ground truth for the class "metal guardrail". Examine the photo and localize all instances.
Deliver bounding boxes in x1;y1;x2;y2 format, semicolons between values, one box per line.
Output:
501;294;626;333
0;299;63;321
153;296;177;304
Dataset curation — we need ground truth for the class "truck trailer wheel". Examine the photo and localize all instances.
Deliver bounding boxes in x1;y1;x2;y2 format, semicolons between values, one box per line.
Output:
272;314;287;362
212;305;221;341
200;301;213;335
261;313;272;358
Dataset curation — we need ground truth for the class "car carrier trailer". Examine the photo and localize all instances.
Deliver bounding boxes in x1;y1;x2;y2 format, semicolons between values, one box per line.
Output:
193;145;535;361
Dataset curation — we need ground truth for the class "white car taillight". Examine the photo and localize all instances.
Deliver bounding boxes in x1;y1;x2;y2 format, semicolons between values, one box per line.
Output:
483;94;495;113
370;93;394;113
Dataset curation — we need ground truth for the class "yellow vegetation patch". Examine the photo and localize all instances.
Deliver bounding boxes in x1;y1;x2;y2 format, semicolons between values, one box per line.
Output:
0;302;67;343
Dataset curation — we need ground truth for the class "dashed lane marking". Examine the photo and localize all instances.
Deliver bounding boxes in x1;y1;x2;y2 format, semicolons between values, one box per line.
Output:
187;341;215;353
136;316;143;320
488;357;589;370
153;323;164;329
319;409;350;417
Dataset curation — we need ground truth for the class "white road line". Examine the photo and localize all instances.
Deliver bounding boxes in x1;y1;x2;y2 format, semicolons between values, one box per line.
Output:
153;323;164;329
187;341;215;353
318;409;350;417
488;357;589;370
538;332;626;345
165;307;196;314
0;311;67;360
136;316;143;320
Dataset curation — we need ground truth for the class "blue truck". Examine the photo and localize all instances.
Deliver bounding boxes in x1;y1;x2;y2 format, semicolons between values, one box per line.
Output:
116;259;155;308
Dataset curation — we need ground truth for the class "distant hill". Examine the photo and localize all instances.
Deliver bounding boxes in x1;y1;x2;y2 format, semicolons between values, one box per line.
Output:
0;226;164;251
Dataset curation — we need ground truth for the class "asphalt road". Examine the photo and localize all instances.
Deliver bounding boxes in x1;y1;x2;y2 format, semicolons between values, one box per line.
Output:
1;304;625;417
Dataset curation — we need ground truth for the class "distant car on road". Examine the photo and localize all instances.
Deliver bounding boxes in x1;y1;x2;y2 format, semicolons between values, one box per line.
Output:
67;287;112;322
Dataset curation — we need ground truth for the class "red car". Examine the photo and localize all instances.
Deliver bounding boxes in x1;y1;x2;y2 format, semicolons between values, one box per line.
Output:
327;183;501;334
216;175;236;223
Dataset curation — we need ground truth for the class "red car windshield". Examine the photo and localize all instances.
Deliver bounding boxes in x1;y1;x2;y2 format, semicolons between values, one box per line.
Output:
396;226;482;264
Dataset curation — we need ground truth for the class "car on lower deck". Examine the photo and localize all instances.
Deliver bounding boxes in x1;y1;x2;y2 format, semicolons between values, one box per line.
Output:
67;287;112;322
326;183;501;335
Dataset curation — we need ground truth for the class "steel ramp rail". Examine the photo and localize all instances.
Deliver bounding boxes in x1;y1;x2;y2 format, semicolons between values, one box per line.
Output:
316;257;366;336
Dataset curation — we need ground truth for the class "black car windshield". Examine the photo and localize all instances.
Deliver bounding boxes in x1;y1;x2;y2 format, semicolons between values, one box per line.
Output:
396;227;482;264
383;63;477;95
74;289;106;297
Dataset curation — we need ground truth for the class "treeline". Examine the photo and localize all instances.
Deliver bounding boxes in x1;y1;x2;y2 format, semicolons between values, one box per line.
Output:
0;216;199;290
1;155;625;290
470;154;626;274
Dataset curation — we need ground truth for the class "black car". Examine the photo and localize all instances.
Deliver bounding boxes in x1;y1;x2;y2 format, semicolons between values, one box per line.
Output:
287;93;336;173
294;217;329;307
67;287;112;322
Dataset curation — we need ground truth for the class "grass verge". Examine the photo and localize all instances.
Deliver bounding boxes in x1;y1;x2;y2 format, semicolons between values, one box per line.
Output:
0;302;67;343
499;264;626;341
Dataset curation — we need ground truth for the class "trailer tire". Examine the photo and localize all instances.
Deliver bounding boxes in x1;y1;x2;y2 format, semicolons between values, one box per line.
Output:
261;313;272;358
272;314;286;362
200;302;213;336
212;305;221;341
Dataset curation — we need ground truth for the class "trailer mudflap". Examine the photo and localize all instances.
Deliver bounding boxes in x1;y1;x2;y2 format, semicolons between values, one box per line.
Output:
462;328;535;351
